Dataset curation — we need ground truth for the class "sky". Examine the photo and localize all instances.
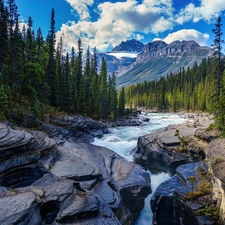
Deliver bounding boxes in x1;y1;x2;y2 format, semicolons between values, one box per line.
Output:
14;0;225;53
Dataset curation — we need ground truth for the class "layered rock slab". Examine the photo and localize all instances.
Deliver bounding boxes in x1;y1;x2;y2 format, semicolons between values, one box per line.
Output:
151;162;217;225
0;122;151;224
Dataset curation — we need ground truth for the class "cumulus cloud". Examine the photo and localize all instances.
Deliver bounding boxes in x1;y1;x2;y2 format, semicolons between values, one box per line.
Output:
176;0;225;24
65;0;94;20
58;0;175;52
153;29;209;46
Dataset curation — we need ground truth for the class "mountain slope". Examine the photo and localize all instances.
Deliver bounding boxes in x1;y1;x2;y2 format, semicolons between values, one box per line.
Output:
116;40;212;88
97;39;143;75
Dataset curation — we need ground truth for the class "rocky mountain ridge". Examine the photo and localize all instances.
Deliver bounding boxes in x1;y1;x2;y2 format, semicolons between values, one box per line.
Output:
96;38;212;88
97;39;143;75
116;40;212;87
111;39;144;52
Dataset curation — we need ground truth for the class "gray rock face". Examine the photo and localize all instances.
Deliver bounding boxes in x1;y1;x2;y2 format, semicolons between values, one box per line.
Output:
133;125;196;175
133;118;212;175
0;122;151;225
40;114;108;143
151;162;216;225
111;39;144;52
0;191;41;225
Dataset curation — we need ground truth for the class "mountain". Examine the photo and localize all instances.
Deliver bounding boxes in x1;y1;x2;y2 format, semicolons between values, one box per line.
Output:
116;40;212;88
97;39;144;75
111;39;144;52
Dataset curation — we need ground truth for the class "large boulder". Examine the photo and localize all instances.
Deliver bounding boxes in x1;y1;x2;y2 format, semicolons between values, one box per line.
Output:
151;162;218;225
41;114;108;143
0;122;151;224
133;118;214;175
49;141;151;223
205;138;225;222
133;124;197;175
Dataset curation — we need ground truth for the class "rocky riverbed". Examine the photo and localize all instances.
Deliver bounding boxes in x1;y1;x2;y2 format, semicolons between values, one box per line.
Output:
0;115;151;225
133;112;225;225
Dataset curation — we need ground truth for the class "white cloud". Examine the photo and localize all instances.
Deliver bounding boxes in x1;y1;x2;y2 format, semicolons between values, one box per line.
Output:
153;29;209;46
176;0;225;24
65;0;94;20
58;0;175;52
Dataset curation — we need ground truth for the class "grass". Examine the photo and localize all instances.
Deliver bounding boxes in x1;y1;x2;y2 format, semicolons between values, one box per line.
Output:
185;166;213;201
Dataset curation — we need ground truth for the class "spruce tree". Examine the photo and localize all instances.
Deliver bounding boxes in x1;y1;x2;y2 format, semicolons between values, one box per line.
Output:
99;57;108;118
108;72;118;119
212;16;224;99
118;87;125;117
46;8;56;105
75;38;84;112
0;0;9;84
0;85;8;119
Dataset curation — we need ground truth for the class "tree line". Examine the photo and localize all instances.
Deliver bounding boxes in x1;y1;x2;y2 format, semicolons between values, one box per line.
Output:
125;17;225;133
0;0;125;122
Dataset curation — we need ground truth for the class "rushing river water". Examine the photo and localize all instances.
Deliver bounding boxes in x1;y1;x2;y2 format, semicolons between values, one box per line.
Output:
93;113;187;224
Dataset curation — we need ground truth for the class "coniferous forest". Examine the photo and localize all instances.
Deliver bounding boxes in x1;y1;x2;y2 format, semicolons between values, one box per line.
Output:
125;16;225;133
1;0;225;134
0;0;125;124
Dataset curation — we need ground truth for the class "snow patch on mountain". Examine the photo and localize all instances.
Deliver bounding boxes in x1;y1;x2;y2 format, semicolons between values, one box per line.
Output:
106;52;139;59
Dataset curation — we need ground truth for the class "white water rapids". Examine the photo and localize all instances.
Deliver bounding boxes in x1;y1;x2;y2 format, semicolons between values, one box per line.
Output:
93;113;186;224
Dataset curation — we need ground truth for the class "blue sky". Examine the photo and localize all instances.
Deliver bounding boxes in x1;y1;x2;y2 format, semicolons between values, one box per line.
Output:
15;0;225;52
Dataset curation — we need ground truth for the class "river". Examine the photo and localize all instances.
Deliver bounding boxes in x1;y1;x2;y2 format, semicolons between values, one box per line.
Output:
93;113;186;224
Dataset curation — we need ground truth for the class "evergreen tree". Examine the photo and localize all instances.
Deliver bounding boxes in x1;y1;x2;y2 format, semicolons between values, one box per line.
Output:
84;46;91;115
118;87;125;117
217;70;225;134
99;57;108;118
75;38;84;112
8;0;23;93
212;16;225;99
46;8;56;105
0;0;9;84
25;16;35;62
108;72;118;119
70;46;77;113
0;85;8;119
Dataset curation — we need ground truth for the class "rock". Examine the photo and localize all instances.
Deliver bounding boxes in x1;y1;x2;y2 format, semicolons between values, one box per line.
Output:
133;120;213;175
206;138;225;222
133;125;195;175
46;115;108;142
92;129;104;138
0;122;151;224
151;162;217;225
50;141;151;223
0;191;41;225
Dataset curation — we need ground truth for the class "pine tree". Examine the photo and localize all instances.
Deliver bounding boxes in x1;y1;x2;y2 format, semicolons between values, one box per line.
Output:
212;16;225;99
26;16;35;62
99;57;108;118
0;0;9;84
0;85;8;115
118;87;125;117
70;46;77;113
84;46;91;115
46;8;56;105
108;72;118;119
8;0;23;93
75;38;84;112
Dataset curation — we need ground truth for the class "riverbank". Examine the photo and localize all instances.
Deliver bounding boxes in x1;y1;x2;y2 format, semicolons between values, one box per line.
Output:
132;112;225;225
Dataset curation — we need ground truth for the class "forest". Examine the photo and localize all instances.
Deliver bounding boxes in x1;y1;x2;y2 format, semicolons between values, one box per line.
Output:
1;0;225;134
0;0;125;124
